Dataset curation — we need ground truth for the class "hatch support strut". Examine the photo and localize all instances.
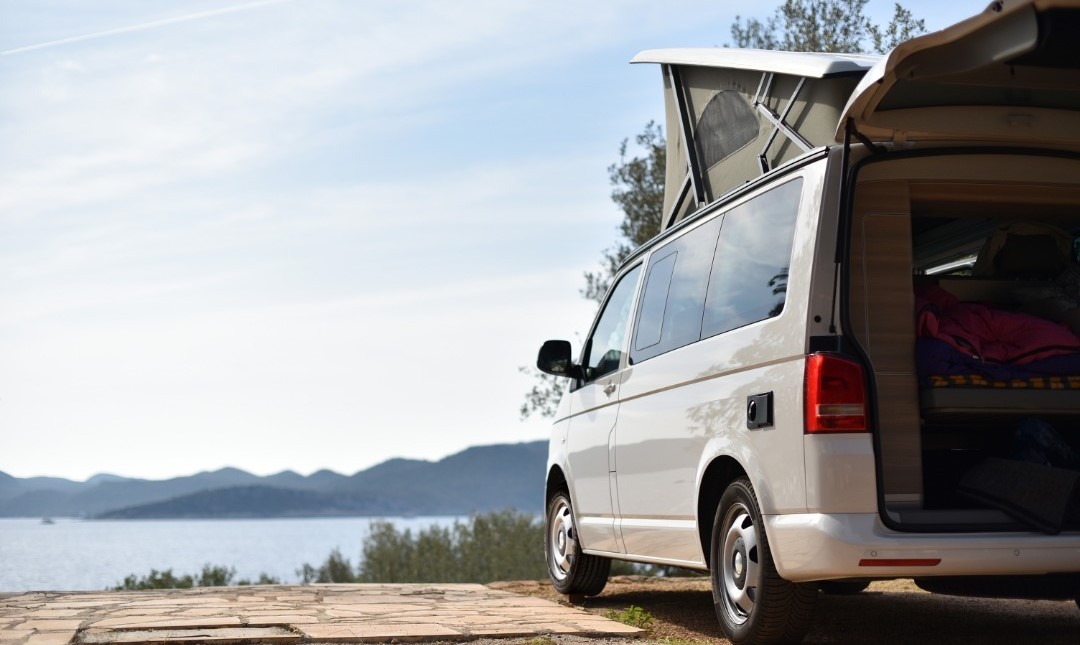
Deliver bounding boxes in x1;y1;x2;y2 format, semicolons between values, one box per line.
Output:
753;73;812;173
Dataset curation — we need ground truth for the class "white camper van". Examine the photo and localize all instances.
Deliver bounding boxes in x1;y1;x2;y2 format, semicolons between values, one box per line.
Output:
537;1;1080;643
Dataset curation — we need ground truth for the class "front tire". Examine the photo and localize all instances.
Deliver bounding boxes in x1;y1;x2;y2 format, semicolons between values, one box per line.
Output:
545;490;610;596
711;478;817;645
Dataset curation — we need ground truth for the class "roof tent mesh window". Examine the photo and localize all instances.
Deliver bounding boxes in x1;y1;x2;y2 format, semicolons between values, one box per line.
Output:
697;90;759;170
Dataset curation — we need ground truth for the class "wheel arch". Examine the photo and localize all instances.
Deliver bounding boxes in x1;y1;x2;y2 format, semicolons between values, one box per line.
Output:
697;455;749;569
546;464;568;503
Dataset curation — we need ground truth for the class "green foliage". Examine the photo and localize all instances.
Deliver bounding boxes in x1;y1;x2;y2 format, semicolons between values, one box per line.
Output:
583;121;665;304
517;366;565;420
617;562;705;578
603;605;654;631
237;573;283;586
298;511;678;584
355;509;546;583
519;122;664;420
195;564;234;587
113;511;687;592
298;548;358;583
730;0;926;54
113;569;195;591
111;564;280;590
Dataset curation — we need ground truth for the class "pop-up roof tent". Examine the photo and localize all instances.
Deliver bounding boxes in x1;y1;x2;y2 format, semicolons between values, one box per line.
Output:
631;49;878;230
635;0;1080;232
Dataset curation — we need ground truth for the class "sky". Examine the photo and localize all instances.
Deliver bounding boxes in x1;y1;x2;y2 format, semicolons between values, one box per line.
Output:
0;0;984;481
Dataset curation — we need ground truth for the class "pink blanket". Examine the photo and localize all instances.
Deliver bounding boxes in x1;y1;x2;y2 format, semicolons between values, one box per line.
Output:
916;285;1080;365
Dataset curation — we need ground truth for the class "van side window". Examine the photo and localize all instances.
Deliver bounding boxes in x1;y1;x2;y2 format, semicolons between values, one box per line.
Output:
635;251;677;350
702;178;803;338
582;264;642;381
631;217;722;363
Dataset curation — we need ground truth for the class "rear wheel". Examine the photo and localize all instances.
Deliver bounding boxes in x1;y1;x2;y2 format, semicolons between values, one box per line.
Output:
545;490;610;596
711;478;817;645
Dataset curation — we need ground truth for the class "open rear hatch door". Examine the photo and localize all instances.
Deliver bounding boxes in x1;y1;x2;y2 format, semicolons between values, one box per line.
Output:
837;0;1080;147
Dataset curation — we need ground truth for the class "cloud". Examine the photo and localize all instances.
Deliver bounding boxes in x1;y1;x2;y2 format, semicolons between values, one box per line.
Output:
0;0;744;479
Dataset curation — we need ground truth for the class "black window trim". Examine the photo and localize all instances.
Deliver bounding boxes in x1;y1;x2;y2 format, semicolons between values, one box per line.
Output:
571;262;643;392
621;147;829;271
626;174;807;367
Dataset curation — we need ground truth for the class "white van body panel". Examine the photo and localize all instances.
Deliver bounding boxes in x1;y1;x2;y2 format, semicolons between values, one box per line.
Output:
564;376;623;553
768;512;1080;581
802;434;878;513
587;161;831;566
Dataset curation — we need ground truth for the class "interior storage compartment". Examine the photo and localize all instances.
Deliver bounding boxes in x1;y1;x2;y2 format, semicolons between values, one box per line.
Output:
847;153;1080;531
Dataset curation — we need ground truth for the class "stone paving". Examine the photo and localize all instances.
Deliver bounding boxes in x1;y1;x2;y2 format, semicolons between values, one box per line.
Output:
0;584;642;645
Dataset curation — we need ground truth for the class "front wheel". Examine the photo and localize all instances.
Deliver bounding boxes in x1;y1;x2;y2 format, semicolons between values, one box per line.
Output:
545;490;610;596
711;478;817;645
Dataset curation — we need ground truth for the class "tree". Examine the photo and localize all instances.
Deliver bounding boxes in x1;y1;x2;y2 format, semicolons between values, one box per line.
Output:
520;0;925;419
731;0;926;54
582;121;666;304
518;365;565;419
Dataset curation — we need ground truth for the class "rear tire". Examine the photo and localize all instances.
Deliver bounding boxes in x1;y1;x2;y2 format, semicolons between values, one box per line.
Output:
711;478;817;645
545;490;610;596
819;579;871;595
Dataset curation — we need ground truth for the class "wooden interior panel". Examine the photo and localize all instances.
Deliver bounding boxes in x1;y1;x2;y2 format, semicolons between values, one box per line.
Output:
863;213;916;373
849;180;923;500
856;154;1080;186
876;375;923;499
910;182;1080;205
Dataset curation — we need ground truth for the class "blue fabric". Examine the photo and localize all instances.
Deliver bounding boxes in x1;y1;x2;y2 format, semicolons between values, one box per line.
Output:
916;337;1080;383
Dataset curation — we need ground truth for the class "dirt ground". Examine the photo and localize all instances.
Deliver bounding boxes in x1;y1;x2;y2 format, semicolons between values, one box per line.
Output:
489;576;1080;645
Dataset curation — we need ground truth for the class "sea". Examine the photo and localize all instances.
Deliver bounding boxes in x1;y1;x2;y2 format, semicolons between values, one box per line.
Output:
0;516;463;592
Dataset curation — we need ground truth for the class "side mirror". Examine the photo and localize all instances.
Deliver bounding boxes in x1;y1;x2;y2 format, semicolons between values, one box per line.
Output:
536;340;582;379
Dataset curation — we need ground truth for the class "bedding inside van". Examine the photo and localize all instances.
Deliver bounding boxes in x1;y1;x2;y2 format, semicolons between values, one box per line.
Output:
911;218;1080;411
915;283;1080;381
913;282;1080;414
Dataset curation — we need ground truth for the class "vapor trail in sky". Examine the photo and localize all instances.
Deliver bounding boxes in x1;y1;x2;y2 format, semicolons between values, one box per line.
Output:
1;0;289;57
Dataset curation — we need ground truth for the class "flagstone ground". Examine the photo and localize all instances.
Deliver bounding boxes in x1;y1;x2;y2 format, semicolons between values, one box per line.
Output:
0;584;642;645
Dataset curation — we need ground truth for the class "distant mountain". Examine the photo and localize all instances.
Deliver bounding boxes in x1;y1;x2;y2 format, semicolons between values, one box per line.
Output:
85;474;132;486
95;486;383;519
0;440;547;519
338;442;547;514
0;466;264;517
0;472;85;501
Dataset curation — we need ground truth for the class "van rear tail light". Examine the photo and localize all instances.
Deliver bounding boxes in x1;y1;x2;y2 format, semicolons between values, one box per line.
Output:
804;353;867;434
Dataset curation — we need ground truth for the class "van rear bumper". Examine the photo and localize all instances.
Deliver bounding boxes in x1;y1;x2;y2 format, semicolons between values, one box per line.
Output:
765;512;1080;582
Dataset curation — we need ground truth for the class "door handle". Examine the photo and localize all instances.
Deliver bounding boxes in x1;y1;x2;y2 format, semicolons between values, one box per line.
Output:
746;392;773;429
603;383;617;397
